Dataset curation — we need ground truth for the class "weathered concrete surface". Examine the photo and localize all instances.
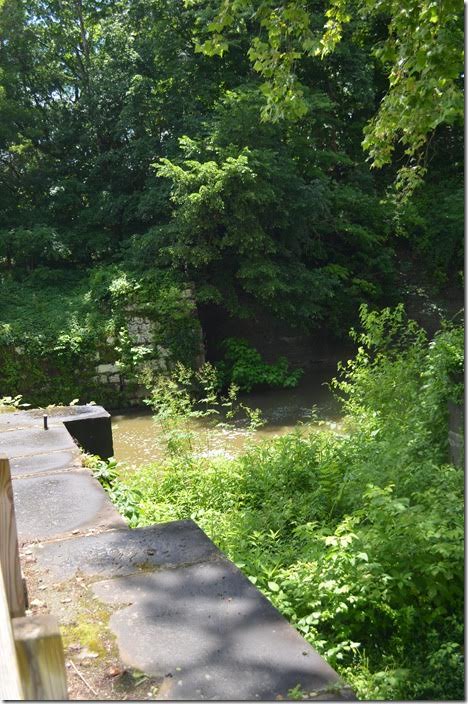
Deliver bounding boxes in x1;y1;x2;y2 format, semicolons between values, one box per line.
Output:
31;521;219;582
0;405;113;459
0;410;38;430
28;519;354;700
2;406;354;700
21;404;111;426
1;405;124;543
9;448;81;477
64;414;114;459
0;425;76;458
13;470;126;543
92;543;354;701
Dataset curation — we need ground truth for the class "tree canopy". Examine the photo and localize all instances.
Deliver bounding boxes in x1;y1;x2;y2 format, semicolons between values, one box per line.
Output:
0;0;463;334
194;0;463;189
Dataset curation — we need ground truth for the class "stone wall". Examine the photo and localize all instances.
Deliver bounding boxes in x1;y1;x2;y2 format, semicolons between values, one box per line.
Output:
94;313;172;405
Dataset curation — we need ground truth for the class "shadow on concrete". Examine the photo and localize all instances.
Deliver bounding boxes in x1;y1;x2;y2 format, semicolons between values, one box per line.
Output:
15;470;126;542
32;521;219;581
92;555;354;701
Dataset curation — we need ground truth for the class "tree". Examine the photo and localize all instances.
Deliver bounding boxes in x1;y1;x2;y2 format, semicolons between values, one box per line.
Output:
0;0;240;262
0;0;461;340
193;0;463;187
152;87;396;331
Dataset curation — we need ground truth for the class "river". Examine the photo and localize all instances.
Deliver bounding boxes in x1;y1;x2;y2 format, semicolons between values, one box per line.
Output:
110;365;344;468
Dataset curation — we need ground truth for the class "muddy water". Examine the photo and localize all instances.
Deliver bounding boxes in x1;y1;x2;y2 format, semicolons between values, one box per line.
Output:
111;366;343;468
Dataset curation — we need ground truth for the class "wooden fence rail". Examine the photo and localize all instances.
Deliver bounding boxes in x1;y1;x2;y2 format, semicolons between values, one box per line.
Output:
0;455;25;618
0;455;68;700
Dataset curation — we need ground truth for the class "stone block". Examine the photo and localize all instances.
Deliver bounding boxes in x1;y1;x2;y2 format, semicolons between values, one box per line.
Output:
10;449;81;477
90;528;355;701
64;409;114;459
0;426;76;458
96;363;118;374
31;521;219;582
13;470;126;542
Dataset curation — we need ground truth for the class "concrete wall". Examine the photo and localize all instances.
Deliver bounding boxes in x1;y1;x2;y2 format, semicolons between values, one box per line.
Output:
199;303;355;370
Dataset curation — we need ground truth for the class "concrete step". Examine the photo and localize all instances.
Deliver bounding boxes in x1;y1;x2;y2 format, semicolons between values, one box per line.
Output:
3;405;354;700
27;521;354;701
13;469;126;543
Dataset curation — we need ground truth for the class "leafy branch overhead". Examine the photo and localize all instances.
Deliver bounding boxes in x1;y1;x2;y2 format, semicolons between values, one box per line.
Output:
192;0;463;185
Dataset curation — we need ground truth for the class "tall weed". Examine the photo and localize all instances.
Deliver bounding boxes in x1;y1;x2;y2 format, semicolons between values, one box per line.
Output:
103;307;464;700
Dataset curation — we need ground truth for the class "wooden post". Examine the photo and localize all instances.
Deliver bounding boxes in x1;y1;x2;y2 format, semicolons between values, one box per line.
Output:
0;455;25;618
0;565;24;700
13;614;68;700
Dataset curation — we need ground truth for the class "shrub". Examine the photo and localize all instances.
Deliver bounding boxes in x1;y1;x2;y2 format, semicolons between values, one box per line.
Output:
102;307;464;699
216;337;303;391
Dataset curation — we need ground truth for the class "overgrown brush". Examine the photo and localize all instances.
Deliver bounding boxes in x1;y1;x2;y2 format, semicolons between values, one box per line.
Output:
216;337;303;391
97;307;464;700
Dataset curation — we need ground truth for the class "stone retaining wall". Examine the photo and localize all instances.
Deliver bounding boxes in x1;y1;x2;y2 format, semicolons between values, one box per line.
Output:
2;404;354;701
94;313;172;404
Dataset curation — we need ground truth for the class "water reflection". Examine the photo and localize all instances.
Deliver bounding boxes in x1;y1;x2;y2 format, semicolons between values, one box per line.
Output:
111;366;343;468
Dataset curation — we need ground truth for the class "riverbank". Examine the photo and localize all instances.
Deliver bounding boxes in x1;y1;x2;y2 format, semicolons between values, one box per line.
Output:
105;309;463;701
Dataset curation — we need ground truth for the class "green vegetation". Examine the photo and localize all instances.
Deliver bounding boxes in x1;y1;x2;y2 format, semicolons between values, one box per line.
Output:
94;308;464;700
196;0;463;194
0;0;463;406
143;361;265;459
0;268;200;405
0;1;463;699
216;338;302;391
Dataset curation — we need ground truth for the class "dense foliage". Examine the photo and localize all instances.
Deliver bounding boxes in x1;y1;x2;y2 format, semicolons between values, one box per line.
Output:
99;308;464;700
195;0;463;194
216;337;302;391
0;267;200;405
0;0;463;389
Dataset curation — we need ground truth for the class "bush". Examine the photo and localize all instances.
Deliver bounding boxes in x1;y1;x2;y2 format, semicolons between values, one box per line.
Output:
103;307;464;699
216;337;303;391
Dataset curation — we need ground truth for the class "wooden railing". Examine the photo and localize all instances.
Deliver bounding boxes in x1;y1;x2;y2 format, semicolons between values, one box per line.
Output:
0;455;68;700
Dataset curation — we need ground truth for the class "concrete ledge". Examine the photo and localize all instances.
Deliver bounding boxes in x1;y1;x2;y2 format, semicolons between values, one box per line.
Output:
30;521;220;582
64;413;114;459
3;406;354;699
13;470;127;543
0;425;76;458
91;528;355;701
9;449;82;478
29;520;355;700
0;405;114;459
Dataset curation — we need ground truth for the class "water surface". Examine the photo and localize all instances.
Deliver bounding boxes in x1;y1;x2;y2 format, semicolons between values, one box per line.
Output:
111;366;343;468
